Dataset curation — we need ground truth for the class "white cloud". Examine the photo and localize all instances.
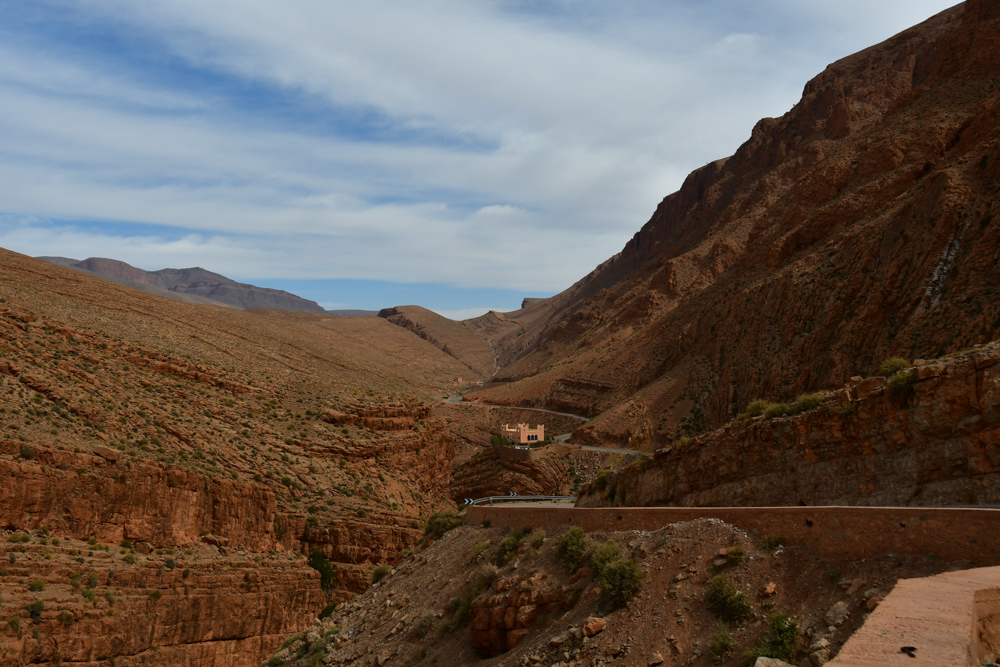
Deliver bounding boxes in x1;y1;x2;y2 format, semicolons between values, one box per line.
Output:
0;0;960;299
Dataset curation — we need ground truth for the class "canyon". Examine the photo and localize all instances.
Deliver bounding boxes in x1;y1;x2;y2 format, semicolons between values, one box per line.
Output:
2;1;1000;665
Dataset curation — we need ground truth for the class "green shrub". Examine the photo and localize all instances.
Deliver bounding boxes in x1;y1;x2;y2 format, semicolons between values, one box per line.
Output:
491;534;523;566
7;534;29;544
596;471;609;490
528;529;545;549
8;615;20;632
707;575;752;624
27;580;44;592
453;585;479;627
710;622;733;662
424;511;462;539
475;564;498;589
763;403;789;419
878;357;911;377
318;605;335;620
19;444;35;459
726;545;745;563
589;540;621;578
82;588;95;601
737;399;769;421
308;551;336;591
762;535;784;550
558;526;587;573
480;519;491;528
787;394;823;416
266;657;282;667
58;611;74;625
598;559;643;606
122;553;136;565
412;614;434;639
744;613;798;664
120;539;132;549
371;564;390;584
87;573;98;588
27;600;43;622
888;370;917;398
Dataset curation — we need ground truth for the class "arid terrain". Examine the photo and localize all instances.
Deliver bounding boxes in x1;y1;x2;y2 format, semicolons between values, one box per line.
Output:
2;1;1000;666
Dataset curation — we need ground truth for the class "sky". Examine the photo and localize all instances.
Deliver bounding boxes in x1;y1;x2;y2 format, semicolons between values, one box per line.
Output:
0;0;958;318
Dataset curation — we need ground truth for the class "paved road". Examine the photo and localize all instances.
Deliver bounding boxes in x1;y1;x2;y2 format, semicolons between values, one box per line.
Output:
443;396;643;456
445;395;588;421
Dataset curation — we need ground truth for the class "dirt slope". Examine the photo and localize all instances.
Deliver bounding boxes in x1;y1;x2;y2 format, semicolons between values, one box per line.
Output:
0;248;469;664
468;0;1000;448
267;519;968;667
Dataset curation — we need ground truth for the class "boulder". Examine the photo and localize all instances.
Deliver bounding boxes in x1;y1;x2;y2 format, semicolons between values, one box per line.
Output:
582;617;607;637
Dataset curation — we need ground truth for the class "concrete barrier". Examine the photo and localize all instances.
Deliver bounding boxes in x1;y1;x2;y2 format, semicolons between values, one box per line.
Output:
464;505;1000;566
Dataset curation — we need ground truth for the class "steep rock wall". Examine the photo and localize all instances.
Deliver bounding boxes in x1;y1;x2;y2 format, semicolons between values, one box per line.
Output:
578;342;1000;508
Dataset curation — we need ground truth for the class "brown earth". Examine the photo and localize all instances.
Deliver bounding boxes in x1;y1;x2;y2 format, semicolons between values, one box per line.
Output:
267;519;970;667
578;340;1000;509
39;256;330;314
378;306;499;379
0;531;323;666
0;248;470;664
461;0;1000;449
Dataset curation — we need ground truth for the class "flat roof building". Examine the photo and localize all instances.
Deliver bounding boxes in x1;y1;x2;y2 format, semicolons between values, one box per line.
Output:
500;423;544;445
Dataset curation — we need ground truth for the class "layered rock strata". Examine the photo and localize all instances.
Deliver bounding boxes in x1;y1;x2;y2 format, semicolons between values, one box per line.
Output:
578;342;1000;508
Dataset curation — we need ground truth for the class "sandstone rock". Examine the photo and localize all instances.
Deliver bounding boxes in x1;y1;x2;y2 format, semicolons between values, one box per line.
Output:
763;582;777;596
865;595;882;611
135;541;154;554
583;617;607;637
809;648;831;666
648;652;666;665
825;601;849;627
507;629;529;650
754;658;795;667
201;534;229;547
93;445;119;462
845;578;865;595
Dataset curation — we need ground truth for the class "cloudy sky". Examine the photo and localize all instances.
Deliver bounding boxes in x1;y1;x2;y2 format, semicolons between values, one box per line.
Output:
0;1;957;317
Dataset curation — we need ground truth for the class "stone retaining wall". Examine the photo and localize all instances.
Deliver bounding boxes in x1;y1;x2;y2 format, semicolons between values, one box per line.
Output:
464;506;1000;566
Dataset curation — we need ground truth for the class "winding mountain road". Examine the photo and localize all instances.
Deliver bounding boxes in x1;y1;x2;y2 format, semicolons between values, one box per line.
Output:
442;395;643;456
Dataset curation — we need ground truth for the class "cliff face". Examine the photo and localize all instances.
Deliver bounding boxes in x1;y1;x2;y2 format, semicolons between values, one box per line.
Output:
449;446;569;501
0;250;466;664
471;1;1000;446
578;341;1000;508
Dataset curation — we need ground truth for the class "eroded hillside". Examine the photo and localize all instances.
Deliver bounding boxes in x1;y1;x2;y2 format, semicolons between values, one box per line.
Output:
466;0;1000;448
266;519;967;667
0;249;470;665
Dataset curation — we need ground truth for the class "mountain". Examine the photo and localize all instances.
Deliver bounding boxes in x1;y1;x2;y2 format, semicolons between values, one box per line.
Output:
0;247;467;664
458;0;1000;447
37;256;376;316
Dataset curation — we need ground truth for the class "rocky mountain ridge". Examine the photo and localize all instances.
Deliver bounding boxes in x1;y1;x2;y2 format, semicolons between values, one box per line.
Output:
460;0;1000;448
38;256;376;316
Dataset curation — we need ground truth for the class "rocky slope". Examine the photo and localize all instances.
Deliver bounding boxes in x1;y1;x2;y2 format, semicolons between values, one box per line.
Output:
378;306;499;379
0;249;467;664
266;519;967;667
578;340;1000;509
465;0;1000;447
39;257;329;314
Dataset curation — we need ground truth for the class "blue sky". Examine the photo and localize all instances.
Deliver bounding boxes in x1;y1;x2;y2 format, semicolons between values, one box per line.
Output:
0;0;958;318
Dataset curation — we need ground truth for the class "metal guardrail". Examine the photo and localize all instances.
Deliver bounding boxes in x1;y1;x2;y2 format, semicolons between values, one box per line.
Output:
464;495;577;506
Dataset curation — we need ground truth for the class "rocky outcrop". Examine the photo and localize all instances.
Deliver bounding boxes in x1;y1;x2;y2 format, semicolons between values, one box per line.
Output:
470;575;578;656
0;532;324;667
471;1;1000;446
450;447;569;502
38;256;329;313
579;342;1000;508
0;443;278;550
